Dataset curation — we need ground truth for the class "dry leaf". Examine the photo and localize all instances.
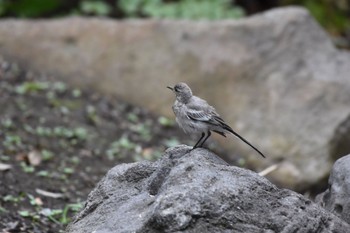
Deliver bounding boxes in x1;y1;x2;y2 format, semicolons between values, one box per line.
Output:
36;188;64;199
15;152;27;161
28;150;42;166
34;197;43;206
258;164;279;177
0;163;12;171
142;148;153;157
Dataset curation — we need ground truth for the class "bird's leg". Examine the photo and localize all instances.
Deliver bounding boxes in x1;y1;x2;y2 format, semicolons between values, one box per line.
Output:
193;132;206;149
199;131;211;147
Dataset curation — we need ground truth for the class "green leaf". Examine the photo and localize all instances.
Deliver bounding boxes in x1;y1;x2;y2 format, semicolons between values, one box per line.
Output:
41;150;54;161
63;167;74;174
15;81;49;94
163;138;180;147
0;206;7;214
0;0;8;16
158;116;174;127
80;0;111;16
118;0;244;19
36;170;50;177
118;0;149;16
20;162;35;173
7;0;61;18
72;89;82;98
74;127;88;140
18;210;31;217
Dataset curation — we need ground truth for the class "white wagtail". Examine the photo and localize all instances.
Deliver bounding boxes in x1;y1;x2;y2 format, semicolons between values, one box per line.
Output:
167;82;265;158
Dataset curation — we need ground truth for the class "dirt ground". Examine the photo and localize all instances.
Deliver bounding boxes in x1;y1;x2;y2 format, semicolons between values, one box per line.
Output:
0;56;240;233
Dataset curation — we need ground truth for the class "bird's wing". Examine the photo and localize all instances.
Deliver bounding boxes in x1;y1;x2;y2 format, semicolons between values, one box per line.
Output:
186;98;266;158
186;108;212;122
186;97;221;125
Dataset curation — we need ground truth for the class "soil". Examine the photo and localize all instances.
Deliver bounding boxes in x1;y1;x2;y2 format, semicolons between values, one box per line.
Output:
0;56;238;233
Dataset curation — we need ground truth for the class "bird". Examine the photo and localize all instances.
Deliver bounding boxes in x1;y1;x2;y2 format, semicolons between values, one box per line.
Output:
167;82;265;158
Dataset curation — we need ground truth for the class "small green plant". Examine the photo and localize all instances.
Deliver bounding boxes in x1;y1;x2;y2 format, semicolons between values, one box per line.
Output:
0;0;245;20
24;124;34;133
117;137;136;150
163;138;180;147
41;149;54;161
33;126;89;142
2;194;25;203
127;112;139;123
36;126;53;137
39;202;83;224
18;210;31;217
1;118;14;129
106;136;136;159
15;81;50;94
158;116;174;127
60;202;84;224
36;170;50;177
282;0;350;34
18;209;41;221
60;106;70;115
72;89;82;98
52;82;67;93
14;99;27;111
70;156;80;164
40;208;63;224
20;162;35;173
63;167;74;174
53;126;72;138
73;127;88;141
27;194;41;207
237;157;246;167
131;123;151;141
0;0;62;17
0;206;7;214
3;134;22;150
15;191;83;225
86;105;99;125
80;0;112;16
118;0;244;19
46;90;56;100
0;155;10;161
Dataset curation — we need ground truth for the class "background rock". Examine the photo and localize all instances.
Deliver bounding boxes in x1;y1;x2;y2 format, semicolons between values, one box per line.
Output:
66;145;350;233
0;7;350;190
316;154;350;224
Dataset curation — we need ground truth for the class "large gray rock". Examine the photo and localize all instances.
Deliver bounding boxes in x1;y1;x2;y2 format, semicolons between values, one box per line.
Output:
66;145;350;233
316;154;350;224
1;7;350;190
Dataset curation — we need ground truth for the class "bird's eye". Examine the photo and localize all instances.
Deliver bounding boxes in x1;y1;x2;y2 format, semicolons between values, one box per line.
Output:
174;87;179;92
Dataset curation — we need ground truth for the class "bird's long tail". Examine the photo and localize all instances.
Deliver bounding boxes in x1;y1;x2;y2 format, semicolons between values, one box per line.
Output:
223;124;266;158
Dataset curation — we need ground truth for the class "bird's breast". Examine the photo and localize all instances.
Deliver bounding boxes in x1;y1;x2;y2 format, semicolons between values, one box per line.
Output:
173;102;207;134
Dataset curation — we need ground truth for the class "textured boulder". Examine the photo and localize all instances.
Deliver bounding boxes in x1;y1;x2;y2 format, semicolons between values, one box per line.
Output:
66;146;349;233
316;154;350;224
1;7;350;190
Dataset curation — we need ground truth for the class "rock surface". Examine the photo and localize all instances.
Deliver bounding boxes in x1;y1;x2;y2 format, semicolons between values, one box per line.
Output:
66;145;350;233
316;154;350;224
1;7;350;190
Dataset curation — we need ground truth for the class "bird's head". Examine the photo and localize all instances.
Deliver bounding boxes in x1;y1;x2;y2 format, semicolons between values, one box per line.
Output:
167;82;193;103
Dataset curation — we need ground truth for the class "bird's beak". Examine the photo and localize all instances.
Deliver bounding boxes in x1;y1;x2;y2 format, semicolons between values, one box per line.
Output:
167;86;174;91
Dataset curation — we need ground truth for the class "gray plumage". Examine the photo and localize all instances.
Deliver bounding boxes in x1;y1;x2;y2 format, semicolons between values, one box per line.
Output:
167;82;265;158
